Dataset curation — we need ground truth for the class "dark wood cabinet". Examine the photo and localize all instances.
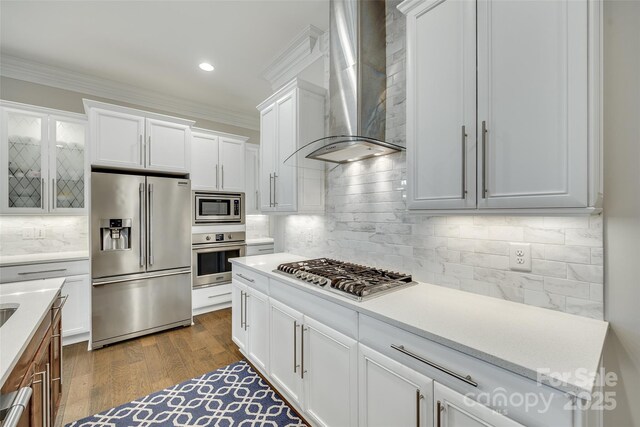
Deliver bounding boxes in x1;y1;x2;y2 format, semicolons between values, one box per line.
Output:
2;291;64;427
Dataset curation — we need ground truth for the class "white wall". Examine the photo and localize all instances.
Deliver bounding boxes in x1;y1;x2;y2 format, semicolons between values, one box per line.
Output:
603;0;640;425
0;76;260;144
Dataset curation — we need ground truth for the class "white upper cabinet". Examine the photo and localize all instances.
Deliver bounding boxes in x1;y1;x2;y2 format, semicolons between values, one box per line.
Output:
1;102;88;214
245;144;260;214
405;0;477;210
191;131;220;191
190;128;247;192
145;118;191;174
84;100;194;174
399;0;601;214
89;108;144;170
219;136;246;192
257;78;326;214
477;0;588;209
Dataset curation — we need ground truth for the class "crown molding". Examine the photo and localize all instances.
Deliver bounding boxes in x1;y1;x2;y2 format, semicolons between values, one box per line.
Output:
0;54;259;131
261;25;327;91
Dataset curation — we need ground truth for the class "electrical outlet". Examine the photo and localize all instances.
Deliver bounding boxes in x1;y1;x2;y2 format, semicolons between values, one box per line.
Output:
509;243;532;272
22;227;35;240
36;227;46;239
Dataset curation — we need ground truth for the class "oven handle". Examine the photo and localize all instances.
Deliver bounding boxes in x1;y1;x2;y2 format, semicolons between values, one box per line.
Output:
192;243;247;251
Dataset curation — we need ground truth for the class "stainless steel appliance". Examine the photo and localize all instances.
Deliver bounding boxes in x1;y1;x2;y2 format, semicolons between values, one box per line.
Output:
192;231;246;288
193;191;244;224
91;172;192;349
275;258;416;301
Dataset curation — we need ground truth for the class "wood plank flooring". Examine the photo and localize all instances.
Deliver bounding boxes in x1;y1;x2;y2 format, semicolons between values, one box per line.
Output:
56;308;243;426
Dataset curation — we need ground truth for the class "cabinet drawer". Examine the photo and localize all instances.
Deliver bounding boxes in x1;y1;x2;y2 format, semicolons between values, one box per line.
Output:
246;244;274;256
0;260;90;283
359;314;573;427
269;278;358;340
232;265;269;295
193;284;231;309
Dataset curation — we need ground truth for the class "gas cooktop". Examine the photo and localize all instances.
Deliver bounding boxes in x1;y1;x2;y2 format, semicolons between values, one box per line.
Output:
275;258;415;301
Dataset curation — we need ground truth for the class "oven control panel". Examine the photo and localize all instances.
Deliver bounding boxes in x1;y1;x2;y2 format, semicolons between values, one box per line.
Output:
192;231;246;245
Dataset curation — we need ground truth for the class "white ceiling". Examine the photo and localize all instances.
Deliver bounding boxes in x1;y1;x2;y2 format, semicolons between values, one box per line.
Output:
0;0;329;126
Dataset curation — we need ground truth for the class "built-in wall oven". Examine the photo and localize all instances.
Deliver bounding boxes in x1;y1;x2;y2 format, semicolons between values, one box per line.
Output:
192;231;246;288
193;191;244;225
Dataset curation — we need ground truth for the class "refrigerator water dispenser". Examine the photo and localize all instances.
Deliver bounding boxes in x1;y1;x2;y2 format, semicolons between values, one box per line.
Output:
100;218;132;251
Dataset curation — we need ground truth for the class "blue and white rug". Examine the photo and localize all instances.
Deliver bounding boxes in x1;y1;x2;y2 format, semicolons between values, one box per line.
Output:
67;360;307;427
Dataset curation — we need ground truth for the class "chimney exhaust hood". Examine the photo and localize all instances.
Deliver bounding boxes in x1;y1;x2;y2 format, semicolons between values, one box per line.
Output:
285;0;404;166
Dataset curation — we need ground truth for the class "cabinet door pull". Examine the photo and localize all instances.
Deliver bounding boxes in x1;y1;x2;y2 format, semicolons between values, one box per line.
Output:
51;178;56;211
221;165;225;189
139;134;144;166
1;387;32;427
437;400;443;427
216;164;219;189
391;344;478;387
269;173;274;207
273;173;278;207
42;178;47;212
18;269;67;276
235;273;255;283
293;321;299;373
461;125;467;199
255;190;259;210
243;293;249;330
148;135;152;166
416;389;424;427
240;291;245;329
482;120;488;198
301;326;307;379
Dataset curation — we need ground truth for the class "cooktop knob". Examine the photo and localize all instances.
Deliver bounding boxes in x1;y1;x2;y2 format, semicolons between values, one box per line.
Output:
205;236;211;241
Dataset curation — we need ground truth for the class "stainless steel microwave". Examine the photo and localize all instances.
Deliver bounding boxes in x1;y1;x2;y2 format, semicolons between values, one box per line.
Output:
193;191;245;224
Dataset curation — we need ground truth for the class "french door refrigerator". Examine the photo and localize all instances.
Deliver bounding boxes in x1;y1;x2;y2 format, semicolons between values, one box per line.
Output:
91;171;192;349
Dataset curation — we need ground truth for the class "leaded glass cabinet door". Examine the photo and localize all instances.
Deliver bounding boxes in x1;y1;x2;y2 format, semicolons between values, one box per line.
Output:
49;116;88;213
1;107;49;213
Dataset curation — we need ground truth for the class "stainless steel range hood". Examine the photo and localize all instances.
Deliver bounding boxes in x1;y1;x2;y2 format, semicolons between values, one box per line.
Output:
286;0;404;165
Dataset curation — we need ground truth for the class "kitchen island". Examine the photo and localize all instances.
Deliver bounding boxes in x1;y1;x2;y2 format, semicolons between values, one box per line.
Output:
231;253;608;427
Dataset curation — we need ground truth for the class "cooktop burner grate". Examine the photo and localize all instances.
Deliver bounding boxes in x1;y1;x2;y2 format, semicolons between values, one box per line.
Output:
275;258;415;301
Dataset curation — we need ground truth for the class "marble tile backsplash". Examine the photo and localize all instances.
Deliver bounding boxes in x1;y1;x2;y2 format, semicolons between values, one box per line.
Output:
246;215;271;240
274;0;604;319
0;215;89;256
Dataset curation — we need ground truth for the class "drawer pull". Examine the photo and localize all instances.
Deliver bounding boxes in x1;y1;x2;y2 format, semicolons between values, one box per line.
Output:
391;344;478;387
18;268;67;275
236;273;255;283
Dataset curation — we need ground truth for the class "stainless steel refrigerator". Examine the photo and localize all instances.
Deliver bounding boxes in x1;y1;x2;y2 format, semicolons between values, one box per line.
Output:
91;172;192;349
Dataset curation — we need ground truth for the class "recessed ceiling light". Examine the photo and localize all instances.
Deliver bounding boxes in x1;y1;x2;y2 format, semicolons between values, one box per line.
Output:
199;62;214;72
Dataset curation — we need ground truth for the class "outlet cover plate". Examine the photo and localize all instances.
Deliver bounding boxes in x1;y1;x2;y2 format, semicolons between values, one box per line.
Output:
509;243;532;272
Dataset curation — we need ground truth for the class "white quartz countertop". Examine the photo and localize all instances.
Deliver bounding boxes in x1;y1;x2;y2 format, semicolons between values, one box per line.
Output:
231;253;608;396
0;278;65;388
246;237;274;246
0;251;89;267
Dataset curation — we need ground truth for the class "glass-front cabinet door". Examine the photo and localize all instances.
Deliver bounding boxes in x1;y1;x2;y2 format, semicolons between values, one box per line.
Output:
1;107;49;213
1;104;88;214
49;117;87;212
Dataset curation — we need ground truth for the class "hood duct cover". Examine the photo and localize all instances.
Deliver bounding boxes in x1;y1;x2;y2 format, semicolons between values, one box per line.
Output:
285;0;404;166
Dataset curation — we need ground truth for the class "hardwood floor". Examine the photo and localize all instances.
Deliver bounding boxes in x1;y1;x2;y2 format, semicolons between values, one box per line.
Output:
56;308;243;426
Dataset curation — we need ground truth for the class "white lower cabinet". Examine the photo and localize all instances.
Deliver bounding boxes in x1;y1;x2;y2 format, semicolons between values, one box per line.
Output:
269;298;304;405
303;316;358;427
61;274;90;343
231;280;247;352
246;287;269;372
359;344;433;427
267;298;358;427
434;382;523;427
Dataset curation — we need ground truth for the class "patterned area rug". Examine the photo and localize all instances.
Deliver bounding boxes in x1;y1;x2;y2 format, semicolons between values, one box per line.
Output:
67;360;307;427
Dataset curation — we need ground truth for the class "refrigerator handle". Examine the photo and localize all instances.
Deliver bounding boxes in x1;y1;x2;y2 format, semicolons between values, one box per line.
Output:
139;182;145;267
148;183;154;266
